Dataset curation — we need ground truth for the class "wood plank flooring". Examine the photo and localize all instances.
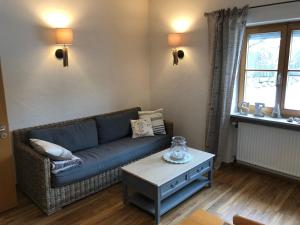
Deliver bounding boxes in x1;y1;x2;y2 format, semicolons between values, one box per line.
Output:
0;164;300;225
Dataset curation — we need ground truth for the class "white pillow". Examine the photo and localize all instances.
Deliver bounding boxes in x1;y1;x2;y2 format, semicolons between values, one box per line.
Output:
138;108;166;135
130;118;154;139
30;139;73;161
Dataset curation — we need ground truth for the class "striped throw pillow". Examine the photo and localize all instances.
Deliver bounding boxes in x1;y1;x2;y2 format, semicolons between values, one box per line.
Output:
138;109;166;135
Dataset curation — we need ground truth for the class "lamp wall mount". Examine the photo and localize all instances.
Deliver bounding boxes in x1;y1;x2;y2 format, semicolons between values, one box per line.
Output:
55;47;69;67
172;49;184;65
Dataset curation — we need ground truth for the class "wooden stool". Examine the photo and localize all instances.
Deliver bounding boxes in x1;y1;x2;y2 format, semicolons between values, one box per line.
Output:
180;210;231;225
233;215;264;225
181;210;264;225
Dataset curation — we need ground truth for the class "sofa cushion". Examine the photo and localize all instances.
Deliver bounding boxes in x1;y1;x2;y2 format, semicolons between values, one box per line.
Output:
29;139;73;160
131;118;154;138
51;134;171;187
95;107;140;144
138;108;166;135
29;120;98;152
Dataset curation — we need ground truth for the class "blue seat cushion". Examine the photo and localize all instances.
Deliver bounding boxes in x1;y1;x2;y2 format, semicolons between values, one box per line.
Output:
95;107;140;144
51;134;171;187
29;120;98;152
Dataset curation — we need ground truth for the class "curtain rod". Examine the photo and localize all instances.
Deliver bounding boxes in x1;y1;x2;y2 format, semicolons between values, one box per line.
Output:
204;0;300;16
250;0;300;9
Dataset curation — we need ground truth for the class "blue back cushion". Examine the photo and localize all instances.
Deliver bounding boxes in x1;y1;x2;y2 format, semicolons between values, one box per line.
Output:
29;120;98;152
95;107;140;144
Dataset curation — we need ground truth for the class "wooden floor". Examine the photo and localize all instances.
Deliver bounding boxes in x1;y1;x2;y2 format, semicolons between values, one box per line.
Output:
1;164;300;225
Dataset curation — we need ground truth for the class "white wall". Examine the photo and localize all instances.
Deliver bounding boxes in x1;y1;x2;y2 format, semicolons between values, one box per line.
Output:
0;0;150;130
148;0;296;153
1;0;299;153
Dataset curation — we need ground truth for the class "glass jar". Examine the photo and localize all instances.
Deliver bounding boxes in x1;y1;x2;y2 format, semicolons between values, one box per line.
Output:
170;136;188;160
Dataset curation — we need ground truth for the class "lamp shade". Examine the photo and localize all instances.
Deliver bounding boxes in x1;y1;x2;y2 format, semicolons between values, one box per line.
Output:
168;33;183;47
55;28;73;45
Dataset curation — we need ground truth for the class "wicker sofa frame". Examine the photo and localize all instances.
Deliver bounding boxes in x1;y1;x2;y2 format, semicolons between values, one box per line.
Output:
14;108;173;215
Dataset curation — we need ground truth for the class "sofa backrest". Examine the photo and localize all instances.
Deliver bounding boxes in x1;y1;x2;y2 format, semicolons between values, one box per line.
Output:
29;120;98;152
13;107;141;151
95;107;140;144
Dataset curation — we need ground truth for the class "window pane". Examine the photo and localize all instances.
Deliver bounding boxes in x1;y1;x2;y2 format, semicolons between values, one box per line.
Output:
244;71;277;107
284;71;300;110
288;30;300;70
246;32;281;70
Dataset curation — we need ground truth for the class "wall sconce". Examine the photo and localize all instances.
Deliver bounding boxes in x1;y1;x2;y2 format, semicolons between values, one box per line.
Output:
168;33;184;66
55;28;73;67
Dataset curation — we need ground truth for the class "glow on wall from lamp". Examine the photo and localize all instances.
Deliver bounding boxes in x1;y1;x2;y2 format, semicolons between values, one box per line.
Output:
42;11;72;28
172;19;191;33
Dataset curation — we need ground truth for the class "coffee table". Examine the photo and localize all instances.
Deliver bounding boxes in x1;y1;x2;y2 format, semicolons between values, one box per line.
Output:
121;148;214;224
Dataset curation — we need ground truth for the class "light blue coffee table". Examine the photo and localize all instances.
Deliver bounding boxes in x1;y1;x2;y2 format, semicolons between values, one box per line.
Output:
122;148;214;224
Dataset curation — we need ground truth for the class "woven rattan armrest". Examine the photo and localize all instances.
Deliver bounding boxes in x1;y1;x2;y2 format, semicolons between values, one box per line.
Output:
14;143;52;210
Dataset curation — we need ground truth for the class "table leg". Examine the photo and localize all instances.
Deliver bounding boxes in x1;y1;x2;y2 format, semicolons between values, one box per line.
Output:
123;183;128;205
154;188;161;224
208;159;213;188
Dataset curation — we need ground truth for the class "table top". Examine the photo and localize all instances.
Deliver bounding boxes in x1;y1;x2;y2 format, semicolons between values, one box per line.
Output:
121;148;215;186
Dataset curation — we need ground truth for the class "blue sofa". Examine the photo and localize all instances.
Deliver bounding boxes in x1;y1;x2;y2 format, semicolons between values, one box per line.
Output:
14;107;173;214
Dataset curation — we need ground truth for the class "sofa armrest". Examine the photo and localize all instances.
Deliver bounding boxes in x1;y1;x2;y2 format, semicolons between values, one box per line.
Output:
14;143;52;209
164;120;174;137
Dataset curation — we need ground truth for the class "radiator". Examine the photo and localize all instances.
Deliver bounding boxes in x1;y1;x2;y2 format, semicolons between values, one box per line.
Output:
237;122;300;178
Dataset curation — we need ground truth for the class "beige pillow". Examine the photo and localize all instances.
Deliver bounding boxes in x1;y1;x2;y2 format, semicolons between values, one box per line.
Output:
138;108;166;135
30;139;73;161
131;118;154;138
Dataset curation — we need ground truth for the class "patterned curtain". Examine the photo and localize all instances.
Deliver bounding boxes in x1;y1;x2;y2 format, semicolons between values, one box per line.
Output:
205;6;248;167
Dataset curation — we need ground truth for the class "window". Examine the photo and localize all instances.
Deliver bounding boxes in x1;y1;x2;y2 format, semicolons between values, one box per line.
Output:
239;22;300;116
285;30;300;111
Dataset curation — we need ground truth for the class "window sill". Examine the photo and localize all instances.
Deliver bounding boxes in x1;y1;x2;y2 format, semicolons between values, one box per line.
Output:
230;112;300;131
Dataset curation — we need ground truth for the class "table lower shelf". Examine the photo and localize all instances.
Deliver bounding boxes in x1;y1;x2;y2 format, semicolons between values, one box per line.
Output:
128;177;209;216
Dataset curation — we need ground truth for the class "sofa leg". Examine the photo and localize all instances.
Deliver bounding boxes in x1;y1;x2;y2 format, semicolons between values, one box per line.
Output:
44;207;62;215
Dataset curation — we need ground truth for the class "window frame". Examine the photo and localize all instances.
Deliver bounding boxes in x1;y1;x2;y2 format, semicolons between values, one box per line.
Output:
239;21;300;117
281;22;300;116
